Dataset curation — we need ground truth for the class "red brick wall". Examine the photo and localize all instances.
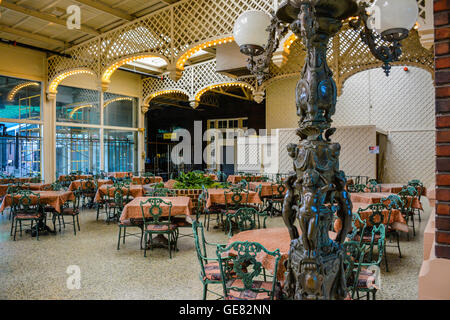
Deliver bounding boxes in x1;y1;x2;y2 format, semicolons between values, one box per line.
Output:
435;0;450;259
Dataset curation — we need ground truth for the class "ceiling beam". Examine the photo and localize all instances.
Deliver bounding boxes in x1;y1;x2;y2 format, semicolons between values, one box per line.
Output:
0;23;67;47
1;1;100;35
72;0;134;21
210;88;253;102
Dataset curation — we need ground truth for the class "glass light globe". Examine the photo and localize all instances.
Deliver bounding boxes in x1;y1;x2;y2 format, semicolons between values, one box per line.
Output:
370;0;418;34
233;10;272;56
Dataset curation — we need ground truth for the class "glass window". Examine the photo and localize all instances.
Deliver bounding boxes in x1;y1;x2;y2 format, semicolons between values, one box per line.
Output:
0;122;41;177
104;93;137;128
56;126;100;175
56;86;100;125
104;130;136;173
0;75;41;120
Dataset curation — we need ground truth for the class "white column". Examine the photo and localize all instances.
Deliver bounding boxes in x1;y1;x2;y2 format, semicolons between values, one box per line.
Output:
99;87;104;172
43;92;56;183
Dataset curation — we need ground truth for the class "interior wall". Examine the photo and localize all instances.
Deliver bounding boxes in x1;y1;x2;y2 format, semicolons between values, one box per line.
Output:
265;66;436;187
0;43;47;82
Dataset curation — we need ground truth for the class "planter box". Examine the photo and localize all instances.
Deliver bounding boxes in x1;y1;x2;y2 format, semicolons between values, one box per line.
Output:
174;188;203;208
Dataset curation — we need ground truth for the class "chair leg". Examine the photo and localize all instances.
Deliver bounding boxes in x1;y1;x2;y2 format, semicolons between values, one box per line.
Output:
14;219;18;241
117;227;122;250
203;284;208;300
77;215;80;231
143;233;147;257
73;216;76;235
384;246;389;272
411;212;416;237
10;216;14;236
168;233;172;259
35;219;39;241
396;233;402;258
140;228;144;250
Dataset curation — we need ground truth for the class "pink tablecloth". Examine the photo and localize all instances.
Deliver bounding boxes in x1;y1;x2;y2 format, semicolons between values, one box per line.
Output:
120;196;192;222
206;188;262;208
0;190;75;213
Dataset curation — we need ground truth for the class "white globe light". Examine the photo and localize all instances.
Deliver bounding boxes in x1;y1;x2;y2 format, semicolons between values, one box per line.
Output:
370;0;418;34
233;10;272;55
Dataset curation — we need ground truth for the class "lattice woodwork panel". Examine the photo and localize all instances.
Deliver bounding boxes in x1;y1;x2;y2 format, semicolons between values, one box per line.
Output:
143;68;193;102
172;0;273;56
384;131;435;188
274;127;377;178
142;60;255;102
370;67;435;131
236;137;261;172
333;71;371;127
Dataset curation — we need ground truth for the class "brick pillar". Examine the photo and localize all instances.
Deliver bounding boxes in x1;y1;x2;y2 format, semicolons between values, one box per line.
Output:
435;0;450;259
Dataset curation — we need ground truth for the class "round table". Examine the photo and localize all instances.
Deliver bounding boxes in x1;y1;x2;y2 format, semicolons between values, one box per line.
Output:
228;227;338;283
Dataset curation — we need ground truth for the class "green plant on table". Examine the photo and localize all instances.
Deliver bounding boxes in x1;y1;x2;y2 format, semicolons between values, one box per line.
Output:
173;172;226;190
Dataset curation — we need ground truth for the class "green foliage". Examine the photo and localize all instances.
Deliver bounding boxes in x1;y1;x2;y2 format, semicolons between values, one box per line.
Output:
173;172;225;190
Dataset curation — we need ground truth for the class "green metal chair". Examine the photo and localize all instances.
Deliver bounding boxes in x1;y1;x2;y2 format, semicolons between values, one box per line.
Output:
117;218;144;251
11;190;42;241
356;203;391;272
225;207;267;237
398;186;418;238
221;187;249;230
80;179;96;209
216;241;282;300
407;179;424;222
348;184;367;193
193;220;226;300
357;225;385;300
343;241;366;300
367;179;380;192
381;194;404;260
267;181;286;217
146;188;176;197
54;188;81;235
105;185;130;224
140;198;178;259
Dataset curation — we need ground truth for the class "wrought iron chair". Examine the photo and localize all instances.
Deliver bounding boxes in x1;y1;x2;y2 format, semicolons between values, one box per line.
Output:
105;185;130;224
267;181;286;217
146;188;176;197
216;241;282;300
398;186;418;238
117;217;144;251
343;241;366;300
140;198;178;259
367;179;380;192
356;203;391;272
221;187;249;229
348;184;367;193
407;179;424;222
201;186;221;231
193;220;226;300
381;194;404;260
11;190;42;241
225;207;267;237
80;179;96;209
52;188;81;235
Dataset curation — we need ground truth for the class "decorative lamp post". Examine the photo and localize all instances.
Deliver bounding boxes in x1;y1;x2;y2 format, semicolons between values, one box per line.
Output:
233;0;418;300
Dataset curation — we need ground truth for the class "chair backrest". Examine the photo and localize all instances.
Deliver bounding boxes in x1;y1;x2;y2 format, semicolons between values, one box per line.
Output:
216;241;281;300
381;194;404;211
228;207;257;236
147;188;176;197
46;181;63;191
407;180;423;199
348;184;366;193
365;224;386;266
357;203;389;228
271;181;286;198
343;241;366;298
367;179;380;192
12;190;40;214
398;186;418;210
81;179;95;192
196;191;206;221
224;187;249;210
139;197;173;226
192;220;209;276
348;212;368;243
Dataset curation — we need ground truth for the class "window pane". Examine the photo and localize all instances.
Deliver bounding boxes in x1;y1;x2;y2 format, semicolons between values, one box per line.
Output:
104;130;136;173
0;122;41;177
104;93;137;127
56;86;100;125
0;75;41;120
56;126;100;175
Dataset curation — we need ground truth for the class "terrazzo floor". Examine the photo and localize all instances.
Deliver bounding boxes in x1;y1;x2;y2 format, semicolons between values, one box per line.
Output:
0;198;430;300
